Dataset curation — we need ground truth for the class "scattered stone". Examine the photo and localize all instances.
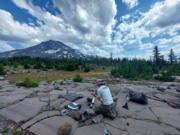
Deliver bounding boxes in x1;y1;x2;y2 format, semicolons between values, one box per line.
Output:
167;85;171;89
0;77;4;81
169;83;176;87
58;122;72;135
71;111;82;121
176;89;180;92
176;86;180;92
8;71;17;75
114;78;120;82
54;85;62;90
157;86;166;92
55;80;64;85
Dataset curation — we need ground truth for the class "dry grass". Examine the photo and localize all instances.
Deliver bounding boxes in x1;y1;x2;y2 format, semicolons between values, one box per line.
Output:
5;69;109;82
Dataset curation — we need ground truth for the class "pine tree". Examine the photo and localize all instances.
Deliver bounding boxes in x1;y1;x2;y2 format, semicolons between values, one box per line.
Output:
168;49;176;64
153;46;160;65
0;65;6;75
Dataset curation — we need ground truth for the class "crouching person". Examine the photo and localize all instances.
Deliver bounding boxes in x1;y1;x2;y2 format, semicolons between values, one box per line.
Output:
92;79;116;119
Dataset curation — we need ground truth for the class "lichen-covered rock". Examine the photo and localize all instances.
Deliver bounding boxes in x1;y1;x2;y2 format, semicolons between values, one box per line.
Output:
58;122;72;135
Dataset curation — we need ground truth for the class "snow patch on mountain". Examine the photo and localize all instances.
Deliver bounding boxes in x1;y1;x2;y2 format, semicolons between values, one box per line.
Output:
45;49;61;54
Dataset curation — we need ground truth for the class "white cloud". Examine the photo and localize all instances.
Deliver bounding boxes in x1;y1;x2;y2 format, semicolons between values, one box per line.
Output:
121;14;130;21
156;35;180;45
8;0;117;55
0;41;14;52
112;0;180;58
0;9;40;45
122;0;139;9
144;0;180;28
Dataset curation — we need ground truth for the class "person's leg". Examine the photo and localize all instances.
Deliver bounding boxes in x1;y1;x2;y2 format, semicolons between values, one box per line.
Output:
95;104;106;115
105;104;117;119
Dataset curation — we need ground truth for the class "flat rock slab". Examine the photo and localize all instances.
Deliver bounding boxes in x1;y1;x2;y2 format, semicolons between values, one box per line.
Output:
74;124;106;135
29;116;78;135
126;118;180;135
0;98;46;123
0;94;27;108
151;107;180;130
22;111;61;129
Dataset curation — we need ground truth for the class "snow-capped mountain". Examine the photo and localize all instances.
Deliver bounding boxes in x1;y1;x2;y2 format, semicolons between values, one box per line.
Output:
0;40;87;59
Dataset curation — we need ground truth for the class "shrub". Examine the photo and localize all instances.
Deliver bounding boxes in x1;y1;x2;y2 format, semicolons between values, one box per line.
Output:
0;65;6;75
111;69;120;77
1;127;9;133
176;79;180;83
73;74;83;82
47;80;53;83
155;72;175;82
12;130;24;135
144;75;152;80
64;63;78;71
33;63;44;69
13;64;18;69
84;66;90;72
19;78;39;87
24;64;30;69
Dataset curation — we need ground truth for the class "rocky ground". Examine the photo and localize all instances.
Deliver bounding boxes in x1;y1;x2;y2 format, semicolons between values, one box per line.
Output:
0;77;180;135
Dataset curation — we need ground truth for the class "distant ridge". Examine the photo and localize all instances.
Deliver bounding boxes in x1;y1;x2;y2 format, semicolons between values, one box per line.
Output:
0;40;88;59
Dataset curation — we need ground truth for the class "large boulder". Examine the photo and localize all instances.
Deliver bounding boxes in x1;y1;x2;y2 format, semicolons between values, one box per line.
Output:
58;122;72;135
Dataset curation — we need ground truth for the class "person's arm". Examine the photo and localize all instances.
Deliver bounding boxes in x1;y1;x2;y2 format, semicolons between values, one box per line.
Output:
91;91;101;101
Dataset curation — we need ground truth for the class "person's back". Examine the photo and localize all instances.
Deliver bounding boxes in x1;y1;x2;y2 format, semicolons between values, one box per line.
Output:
97;85;114;105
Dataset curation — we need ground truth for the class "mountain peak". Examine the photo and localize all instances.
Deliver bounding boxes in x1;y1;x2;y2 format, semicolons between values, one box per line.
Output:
0;40;86;59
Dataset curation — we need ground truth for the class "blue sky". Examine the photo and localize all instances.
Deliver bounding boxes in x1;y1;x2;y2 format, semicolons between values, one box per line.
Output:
0;0;180;59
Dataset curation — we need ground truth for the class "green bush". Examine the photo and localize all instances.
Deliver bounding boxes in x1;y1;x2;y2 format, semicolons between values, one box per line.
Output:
24;64;30;69
19;78;39;87
1;127;9;133
12;130;24;135
144;75;152;80
84;66;90;72
73;74;83;82
0;65;6;75
13;64;18;69
155;72;175;82
33;63;44;69
176;79;180;83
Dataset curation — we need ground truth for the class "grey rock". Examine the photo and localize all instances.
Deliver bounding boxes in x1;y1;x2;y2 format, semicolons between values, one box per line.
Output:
151;106;180;130
126;118;179;135
22;111;61;129
54;85;62;90
58;122;72;135
157;86;166;92
0;98;46;122
0;77;4;81
176;86;180;92
29;116;78;135
71;111;82;121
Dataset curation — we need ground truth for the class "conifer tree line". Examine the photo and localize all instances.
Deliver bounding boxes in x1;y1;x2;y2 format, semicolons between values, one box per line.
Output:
111;46;180;81
0;46;180;81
